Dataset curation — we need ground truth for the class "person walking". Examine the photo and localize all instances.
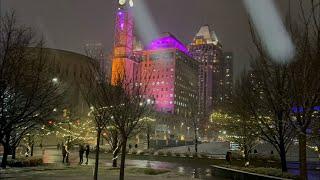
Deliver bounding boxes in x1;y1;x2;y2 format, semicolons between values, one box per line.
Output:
226;151;232;166
79;145;84;164
62;144;69;164
85;145;90;165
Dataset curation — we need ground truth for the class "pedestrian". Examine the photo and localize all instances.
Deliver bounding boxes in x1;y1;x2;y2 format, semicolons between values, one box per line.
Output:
79;145;84;164
135;144;138;149
62;144;68;163
65;145;70;164
188;146;190;152
226;151;232;165
25;145;30;157
85;145;90;165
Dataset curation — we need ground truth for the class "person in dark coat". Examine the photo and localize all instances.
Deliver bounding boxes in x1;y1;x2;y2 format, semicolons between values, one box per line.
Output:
226;151;232;165
85;145;90;165
79;145;84;164
62;145;67;163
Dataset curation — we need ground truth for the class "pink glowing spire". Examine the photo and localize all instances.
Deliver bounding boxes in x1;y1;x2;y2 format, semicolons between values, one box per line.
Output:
148;33;189;54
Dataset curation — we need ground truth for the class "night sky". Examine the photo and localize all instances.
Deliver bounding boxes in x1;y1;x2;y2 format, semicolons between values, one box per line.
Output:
3;0;292;76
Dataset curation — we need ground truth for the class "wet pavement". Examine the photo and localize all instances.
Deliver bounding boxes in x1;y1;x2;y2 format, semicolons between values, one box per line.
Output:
4;146;320;180
39;147;223;179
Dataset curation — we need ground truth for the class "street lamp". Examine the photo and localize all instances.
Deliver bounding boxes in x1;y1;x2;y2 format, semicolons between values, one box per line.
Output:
52;77;58;83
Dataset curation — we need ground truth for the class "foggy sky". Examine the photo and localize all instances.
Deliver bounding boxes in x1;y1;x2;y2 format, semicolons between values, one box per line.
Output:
3;0;291;76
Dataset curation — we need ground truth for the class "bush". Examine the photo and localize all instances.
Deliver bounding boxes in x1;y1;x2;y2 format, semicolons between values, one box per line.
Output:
147;149;155;155
128;168;170;175
166;151;172;156
200;152;209;158
192;152;199;158
143;168;170;175
184;152;191;157
138;151;145;155
131;150;137;155
223;166;297;179
7;157;43;167
157;151;164;156
174;152;181;157
230;151;243;159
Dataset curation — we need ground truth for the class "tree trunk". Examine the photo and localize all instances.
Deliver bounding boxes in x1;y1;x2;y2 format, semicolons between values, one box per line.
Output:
147;131;150;149
194;129;198;153
111;131;119;167
119;138;127;180
244;144;249;162
11;146;16;159
112;153;118;168
277;112;288;172
299;131;308;180
1;135;10;168
1;143;9;168
93;130;101;180
30;143;34;157
279;141;288;172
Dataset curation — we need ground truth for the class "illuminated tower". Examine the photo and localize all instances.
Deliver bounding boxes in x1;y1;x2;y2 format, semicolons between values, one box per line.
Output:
111;0;136;85
189;25;223;115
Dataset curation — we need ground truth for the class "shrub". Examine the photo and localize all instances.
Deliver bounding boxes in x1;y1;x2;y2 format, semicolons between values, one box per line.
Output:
131;150;137;155
143;168;170;175
139;151;145;155
174;152;181;157
157;151;164;156
7;157;43;167
192;152;199;158
147;149;155;155
166;151;172;156
200;152;209;158
222;166;297;179
184;152;190;157
127;168;170;175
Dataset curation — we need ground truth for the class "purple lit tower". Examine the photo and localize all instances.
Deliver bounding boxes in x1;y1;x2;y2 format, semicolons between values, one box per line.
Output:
138;33;199;115
111;0;138;85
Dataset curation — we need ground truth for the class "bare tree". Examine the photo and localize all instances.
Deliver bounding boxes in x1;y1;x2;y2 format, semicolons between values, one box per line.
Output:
226;72;260;163
102;126;121;167
80;61;113;180
285;1;320;178
248;1;320;177
108;75;150;180
186;101;200;154
140;115;156;150
0;13;63;168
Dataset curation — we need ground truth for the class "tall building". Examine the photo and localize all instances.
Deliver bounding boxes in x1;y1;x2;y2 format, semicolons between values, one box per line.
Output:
189;26;234;115
111;1;199;117
188;25;223;116
111;0;138;85
136;33;199;116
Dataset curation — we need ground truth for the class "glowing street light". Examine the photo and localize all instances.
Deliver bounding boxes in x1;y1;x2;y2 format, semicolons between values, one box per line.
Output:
52;77;58;83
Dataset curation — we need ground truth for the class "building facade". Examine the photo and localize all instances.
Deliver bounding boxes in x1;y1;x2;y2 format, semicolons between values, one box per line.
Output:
135;34;199;116
111;1;199;117
189;25;224;115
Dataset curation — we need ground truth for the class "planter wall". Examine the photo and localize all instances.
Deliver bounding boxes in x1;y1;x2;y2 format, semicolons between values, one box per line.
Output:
211;165;292;180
